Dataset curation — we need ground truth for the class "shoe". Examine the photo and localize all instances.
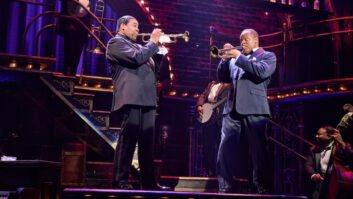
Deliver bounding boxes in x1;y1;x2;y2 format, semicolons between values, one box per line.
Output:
112;182;134;190
218;188;233;193
256;187;269;194
145;184;172;191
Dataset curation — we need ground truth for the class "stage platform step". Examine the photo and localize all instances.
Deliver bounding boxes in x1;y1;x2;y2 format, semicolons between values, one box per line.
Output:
159;176;249;193
62;188;307;199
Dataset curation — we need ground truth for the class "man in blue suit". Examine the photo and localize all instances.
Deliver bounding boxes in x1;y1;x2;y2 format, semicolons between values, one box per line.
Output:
106;15;169;190
216;29;277;194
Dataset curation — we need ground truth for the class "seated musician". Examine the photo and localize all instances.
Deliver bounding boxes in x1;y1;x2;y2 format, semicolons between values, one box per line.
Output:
304;126;353;199
196;81;230;176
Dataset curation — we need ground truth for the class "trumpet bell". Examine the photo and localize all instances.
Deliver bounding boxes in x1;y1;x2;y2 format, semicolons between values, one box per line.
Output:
210;46;219;58
209;45;242;58
160;31;190;44
183;31;190;42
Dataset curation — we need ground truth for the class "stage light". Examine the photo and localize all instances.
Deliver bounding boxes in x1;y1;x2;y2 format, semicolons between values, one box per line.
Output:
26;63;33;69
326;87;333;92
314;88;321;93
339;85;347;91
9;60;17;68
169;90;176;96
39;63;46;70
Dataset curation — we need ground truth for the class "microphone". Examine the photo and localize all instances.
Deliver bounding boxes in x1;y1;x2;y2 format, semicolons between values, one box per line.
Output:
209;26;216;46
209;26;216;34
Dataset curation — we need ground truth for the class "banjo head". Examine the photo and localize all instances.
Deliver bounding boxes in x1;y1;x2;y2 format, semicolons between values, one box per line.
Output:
198;103;216;124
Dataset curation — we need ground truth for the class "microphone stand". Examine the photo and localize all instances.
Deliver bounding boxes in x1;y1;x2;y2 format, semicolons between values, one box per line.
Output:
208;26;215;82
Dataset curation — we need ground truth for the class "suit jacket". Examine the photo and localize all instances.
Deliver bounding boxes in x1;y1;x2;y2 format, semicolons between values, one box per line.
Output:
106;33;159;112
305;146;325;199
305;147;323;178
304;144;353;199
217;48;276;116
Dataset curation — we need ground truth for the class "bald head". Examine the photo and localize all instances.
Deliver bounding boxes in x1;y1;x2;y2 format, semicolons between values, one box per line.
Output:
240;29;259;54
240;29;259;39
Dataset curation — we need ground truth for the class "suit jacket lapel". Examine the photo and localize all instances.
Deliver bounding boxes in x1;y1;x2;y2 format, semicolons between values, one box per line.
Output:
116;33;140;50
315;152;322;172
116;34;155;71
249;47;265;60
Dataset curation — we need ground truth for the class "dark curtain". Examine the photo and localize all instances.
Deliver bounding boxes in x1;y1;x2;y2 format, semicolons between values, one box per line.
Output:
1;0;122;76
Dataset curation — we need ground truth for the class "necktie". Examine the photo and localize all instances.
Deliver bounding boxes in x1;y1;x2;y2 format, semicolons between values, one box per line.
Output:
244;50;253;57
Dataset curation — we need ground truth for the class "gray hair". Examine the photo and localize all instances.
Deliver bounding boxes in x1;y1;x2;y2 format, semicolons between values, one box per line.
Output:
116;15;136;33
240;29;259;39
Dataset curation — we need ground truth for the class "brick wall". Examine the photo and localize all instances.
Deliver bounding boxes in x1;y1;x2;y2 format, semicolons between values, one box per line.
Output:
143;0;283;90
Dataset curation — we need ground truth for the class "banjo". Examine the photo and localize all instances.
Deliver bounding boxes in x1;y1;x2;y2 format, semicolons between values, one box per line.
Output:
197;97;227;125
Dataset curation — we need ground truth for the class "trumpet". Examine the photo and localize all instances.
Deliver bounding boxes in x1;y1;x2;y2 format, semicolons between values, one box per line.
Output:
138;31;190;44
210;45;242;58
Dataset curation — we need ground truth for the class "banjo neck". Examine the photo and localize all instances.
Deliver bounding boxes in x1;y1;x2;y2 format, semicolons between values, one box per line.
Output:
211;96;227;109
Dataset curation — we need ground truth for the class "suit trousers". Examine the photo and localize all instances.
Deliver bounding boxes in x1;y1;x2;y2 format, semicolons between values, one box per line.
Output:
217;113;269;192
112;106;157;189
62;29;87;76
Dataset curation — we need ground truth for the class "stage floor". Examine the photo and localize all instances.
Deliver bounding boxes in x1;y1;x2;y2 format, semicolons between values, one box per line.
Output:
63;188;307;199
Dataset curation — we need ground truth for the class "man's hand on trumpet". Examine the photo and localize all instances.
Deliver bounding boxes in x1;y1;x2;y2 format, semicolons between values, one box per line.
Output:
150;28;164;44
219;43;241;60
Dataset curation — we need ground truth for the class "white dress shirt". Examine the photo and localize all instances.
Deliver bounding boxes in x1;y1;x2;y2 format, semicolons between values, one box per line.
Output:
320;141;334;174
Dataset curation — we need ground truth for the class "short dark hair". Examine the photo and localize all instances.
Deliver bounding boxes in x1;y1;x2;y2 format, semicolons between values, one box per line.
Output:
322;126;335;136
116;15;136;33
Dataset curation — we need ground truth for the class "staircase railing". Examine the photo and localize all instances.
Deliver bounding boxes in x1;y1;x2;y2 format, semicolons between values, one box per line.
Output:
267;119;315;161
23;0;115;56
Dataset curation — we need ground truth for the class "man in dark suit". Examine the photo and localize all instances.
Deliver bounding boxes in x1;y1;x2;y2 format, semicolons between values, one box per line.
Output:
305;126;353;199
216;29;276;193
106;15;168;190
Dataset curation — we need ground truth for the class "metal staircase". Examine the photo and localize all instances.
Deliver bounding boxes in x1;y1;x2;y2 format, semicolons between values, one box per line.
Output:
40;73;119;150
